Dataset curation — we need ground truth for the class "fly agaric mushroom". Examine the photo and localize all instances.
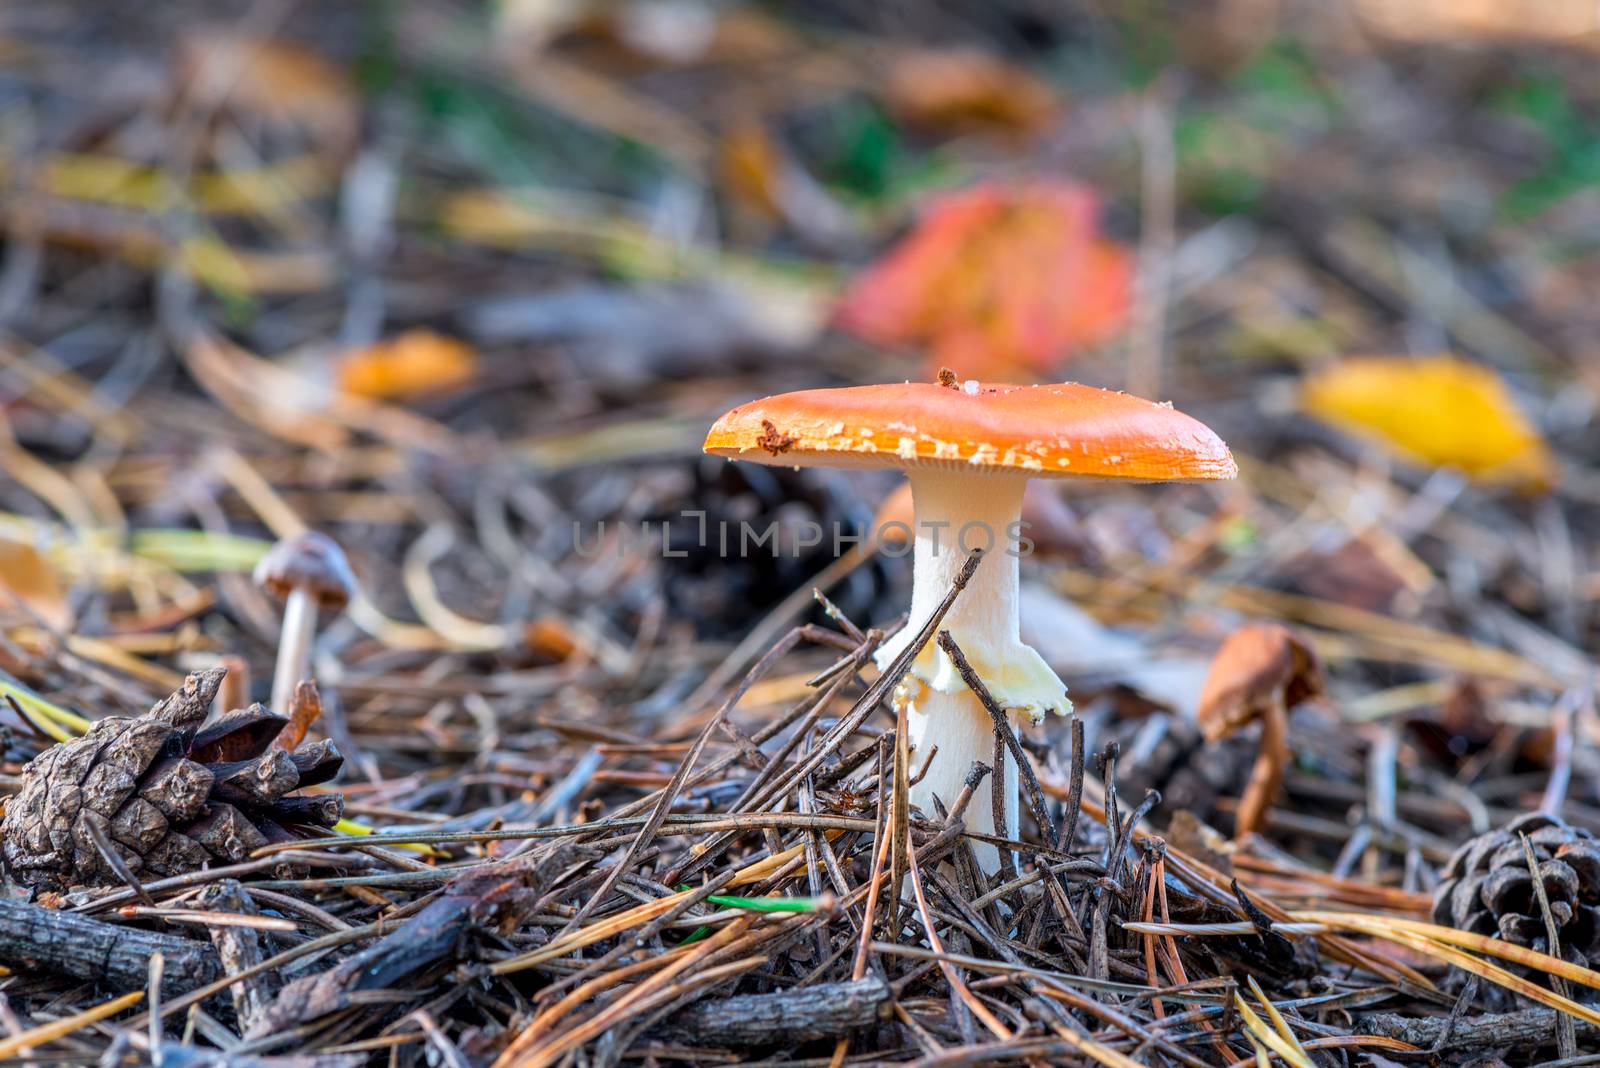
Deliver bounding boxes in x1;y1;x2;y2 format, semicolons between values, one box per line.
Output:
1196;623;1322;839
253;532;357;714
706;378;1235;872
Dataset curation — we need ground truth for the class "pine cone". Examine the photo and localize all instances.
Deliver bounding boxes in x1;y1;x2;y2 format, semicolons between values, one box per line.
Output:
2;669;345;892
1433;813;1600;971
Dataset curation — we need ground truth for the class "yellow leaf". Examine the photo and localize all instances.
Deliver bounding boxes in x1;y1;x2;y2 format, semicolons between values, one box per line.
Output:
0;153;324;215
177;236;334;297
337;329;477;400
1302;355;1554;491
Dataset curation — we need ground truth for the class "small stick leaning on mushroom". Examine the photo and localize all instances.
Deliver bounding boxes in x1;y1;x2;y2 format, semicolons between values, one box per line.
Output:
706;374;1235;873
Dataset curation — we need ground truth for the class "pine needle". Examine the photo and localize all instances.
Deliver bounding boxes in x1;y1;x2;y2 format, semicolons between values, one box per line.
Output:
1232;992;1314;1068
1;683;87;740
0;990;143;1058
1293;911;1600;992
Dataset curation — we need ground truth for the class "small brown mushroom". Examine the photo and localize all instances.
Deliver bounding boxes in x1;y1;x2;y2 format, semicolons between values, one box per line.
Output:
1196;623;1322;840
252;532;356;714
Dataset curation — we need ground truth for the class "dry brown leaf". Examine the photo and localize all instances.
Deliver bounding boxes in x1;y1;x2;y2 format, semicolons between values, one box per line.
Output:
524;617;580;662
535;4;798;68
0;536;70;631
336;330;477;401
882;47;1060;139
1302;355;1555;491
1283;538;1409;613
1356;0;1600;51
175;33;360;158
718;120;785;221
1170;0;1282;74
275;680;324;752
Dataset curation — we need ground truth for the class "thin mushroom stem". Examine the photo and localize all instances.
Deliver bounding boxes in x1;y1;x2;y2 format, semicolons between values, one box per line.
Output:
1538;686;1586;819
1235;693;1289;838
270;586;318;715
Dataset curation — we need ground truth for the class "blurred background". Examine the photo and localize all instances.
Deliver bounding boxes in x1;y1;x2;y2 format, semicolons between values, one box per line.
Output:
1;0;1598;837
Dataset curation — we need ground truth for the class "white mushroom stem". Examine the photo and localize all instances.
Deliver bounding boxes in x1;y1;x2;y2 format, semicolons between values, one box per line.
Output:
270;586;318;715
874;469;1070;875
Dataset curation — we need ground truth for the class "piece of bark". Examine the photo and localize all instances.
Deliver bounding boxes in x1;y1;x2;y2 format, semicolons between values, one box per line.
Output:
184;802;269;862
248;846;575;1037
139;757;216;822
209;749;299;808
1359;1009;1598;1052
0;898;219;993
197;881;277;1034
189;704;290;764
653;976;892;1045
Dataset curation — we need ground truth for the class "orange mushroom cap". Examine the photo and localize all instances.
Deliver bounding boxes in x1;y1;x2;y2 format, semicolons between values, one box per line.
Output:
1196;623;1323;741
704;381;1236;482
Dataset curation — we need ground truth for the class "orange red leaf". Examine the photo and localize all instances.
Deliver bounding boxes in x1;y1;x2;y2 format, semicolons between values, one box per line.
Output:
835;181;1131;379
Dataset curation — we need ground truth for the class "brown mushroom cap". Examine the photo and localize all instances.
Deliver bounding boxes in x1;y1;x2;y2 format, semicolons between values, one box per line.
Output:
870;480;916;548
252;531;357;611
1196;623;1323;741
704;381;1236;482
